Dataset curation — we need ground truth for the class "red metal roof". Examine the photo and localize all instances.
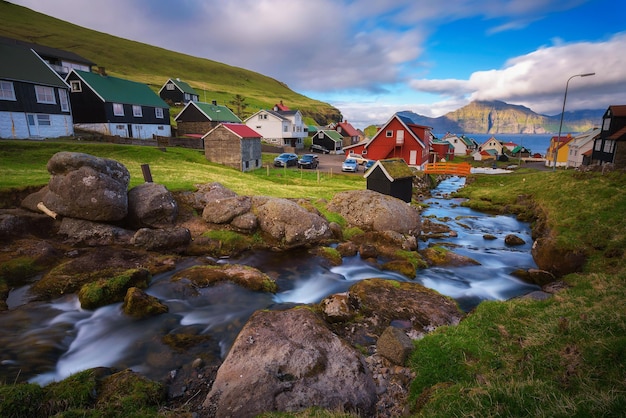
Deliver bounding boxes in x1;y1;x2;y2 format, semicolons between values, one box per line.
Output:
337;121;360;137
222;123;261;138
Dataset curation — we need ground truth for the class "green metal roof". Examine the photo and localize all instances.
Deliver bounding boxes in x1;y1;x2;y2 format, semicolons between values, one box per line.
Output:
321;129;343;142
170;78;197;95
193;101;241;122
73;69;168;107
0;43;68;88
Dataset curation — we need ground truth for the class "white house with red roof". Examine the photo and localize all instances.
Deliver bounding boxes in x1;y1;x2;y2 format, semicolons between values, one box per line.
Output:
342;112;433;168
244;106;307;149
202;123;262;172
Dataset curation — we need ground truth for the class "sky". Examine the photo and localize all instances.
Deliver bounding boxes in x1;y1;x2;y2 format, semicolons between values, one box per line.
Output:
8;0;626;129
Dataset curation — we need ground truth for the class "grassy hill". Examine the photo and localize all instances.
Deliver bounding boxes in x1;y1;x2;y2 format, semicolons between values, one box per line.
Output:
0;1;341;125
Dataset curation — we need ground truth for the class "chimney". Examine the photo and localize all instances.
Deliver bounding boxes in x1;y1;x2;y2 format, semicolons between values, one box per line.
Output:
97;66;107;76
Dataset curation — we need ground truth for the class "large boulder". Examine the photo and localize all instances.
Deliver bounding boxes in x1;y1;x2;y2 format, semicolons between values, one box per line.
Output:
327;190;420;235
203;308;376;417
127;183;178;228
42;152;130;221
253;196;332;248
202;195;251;224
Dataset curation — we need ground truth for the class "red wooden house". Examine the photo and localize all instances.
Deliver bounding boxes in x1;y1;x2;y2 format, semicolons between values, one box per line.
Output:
343;113;433;167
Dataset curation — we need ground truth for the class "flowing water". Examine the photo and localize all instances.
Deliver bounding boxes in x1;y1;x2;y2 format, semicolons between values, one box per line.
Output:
0;177;539;386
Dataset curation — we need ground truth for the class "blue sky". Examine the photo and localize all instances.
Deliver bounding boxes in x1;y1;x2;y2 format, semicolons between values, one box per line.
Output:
9;0;626;129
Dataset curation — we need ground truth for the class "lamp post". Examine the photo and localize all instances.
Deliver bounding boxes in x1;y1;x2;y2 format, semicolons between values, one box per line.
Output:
553;72;595;170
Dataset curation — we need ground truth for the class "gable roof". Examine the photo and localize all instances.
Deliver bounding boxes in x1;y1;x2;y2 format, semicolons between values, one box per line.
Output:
204;123;261;139
274;101;290;111
609;126;626;141
245;109;290;123
607;105;626;117
346;113;429;151
569;127;600;147
0;43;68;88
364;158;414;181
160;78;198;95
70;69;168;107
175;101;240;122
319;129;344;142
0;36;95;67
337;121;360;137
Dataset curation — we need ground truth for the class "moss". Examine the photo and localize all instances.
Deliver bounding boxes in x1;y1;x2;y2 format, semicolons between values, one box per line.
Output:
95;369;165;416
395;250;428;270
172;264;277;293
381;259;417;278
316;246;342;266
0;383;45;417
78;268;151;310
42;369;102;415
0;256;40;285
343;226;365;240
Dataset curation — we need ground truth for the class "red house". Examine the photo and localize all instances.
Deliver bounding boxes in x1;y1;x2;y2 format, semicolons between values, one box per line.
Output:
343;113;433;167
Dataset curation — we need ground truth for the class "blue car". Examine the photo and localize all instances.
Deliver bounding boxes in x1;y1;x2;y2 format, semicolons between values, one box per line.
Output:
342;158;359;172
364;160;375;171
273;153;298;167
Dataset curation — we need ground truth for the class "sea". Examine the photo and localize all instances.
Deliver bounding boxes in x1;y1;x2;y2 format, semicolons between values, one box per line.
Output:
435;133;557;157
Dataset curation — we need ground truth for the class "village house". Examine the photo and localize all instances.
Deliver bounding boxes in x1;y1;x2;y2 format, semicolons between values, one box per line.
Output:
364;158;414;203
203;122;262;172
591;105;626;167
66;68;171;139
0;43;74;139
545;134;574;168
441;132;478;155
174;101;241;137
311;129;343;153
334;121;361;148
566;127;600;168
342;113;433;168
430;138;455;161
244;103;307;149
158;78;199;105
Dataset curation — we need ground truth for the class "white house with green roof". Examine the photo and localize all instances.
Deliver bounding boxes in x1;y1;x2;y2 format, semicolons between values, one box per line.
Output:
158;78;199;104
66;69;170;139
174;101;241;136
0;43;74;139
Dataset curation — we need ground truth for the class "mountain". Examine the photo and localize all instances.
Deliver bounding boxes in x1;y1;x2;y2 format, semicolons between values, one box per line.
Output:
398;100;604;134
0;1;342;125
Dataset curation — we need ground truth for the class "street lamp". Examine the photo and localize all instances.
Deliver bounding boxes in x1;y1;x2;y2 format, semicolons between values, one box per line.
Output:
553;72;595;170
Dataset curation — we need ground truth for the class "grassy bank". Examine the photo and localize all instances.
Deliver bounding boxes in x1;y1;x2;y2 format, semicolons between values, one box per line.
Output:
1;140;625;416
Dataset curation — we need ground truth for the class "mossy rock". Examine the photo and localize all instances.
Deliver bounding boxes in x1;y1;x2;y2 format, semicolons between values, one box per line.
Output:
95;369;165;415
122;287;168;318
78;268;151;310
0;382;45;418
172;264;277;293
421;245;480;267
381;259;417;278
314;246;343;266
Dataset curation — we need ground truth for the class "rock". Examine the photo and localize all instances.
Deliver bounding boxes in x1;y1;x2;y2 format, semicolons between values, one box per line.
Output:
483;234;497;240
511;268;556;286
531;235;586;277
203;308;376;417
320;292;358;323
202;195;251;224
504;234;525;246
127;183;178;228
171;264;277;293
186;182;238;211
327;189;420;235
78;268;151;310
377;326;414;365
123;287;168;318
0;208;57;239
421;246;481;267
253;196;332;248
43;152;130;221
131;227;191;252
58;217;134;246
230;212;258;231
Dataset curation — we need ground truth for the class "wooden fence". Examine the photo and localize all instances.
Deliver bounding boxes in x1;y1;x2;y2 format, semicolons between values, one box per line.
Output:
424;162;472;176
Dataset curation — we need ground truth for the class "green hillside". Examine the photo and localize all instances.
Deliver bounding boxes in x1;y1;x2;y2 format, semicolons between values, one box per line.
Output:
0;1;341;125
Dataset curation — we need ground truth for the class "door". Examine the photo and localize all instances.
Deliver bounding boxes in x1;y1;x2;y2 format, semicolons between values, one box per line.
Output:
409;150;417;165
26;114;40;137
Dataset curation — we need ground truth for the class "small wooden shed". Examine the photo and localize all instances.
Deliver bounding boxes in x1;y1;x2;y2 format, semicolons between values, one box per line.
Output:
364;158;414;203
203;123;262;172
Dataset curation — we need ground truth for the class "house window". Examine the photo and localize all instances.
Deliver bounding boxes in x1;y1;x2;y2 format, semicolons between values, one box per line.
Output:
59;89;70;112
155;108;164;119
35;85;56;104
70;80;82;92
158;125;164;130
184;93;190;101
132;105;143;117
29;114;51;126
602;118;611;131
594;140;601;151
113;103;124;116
283;125;288;132
603;140;614;153
166;83;175;90
258;114;267;120
0;81;16;100
386;130;393;137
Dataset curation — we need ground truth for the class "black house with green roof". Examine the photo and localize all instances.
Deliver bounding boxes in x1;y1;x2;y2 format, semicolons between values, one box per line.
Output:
363;158;414;203
66;69;170;139
158;78;199;104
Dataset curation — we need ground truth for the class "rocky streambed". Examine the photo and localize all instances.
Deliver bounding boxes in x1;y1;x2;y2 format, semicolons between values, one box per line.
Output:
0;151;568;417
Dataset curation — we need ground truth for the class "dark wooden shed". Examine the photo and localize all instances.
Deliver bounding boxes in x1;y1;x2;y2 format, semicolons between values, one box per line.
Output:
364;158;414;203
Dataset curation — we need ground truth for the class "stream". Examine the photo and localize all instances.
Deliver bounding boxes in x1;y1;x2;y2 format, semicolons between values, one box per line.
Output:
0;176;539;386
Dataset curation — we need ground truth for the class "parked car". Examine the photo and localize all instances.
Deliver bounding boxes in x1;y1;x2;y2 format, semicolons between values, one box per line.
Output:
297;154;319;169
364;159;375;171
342;158;359;172
347;153;369;165
309;144;330;154
273;153;298;167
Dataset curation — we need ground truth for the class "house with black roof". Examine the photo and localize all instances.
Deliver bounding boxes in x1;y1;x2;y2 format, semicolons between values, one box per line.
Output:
66;68;170;139
0;43;74;139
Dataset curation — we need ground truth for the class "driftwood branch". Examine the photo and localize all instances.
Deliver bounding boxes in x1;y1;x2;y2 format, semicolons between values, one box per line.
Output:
37;202;58;219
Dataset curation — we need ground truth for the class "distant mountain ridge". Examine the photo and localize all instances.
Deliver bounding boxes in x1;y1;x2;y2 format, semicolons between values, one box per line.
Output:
398;100;603;134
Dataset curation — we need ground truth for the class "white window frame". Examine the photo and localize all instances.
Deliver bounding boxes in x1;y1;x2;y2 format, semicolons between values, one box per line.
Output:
59;89;70;112
113;103;124;116
155;108;164;119
132;105;143;117
35;85;56;104
70;80;82;92
386;130;393;137
166;83;175;90
0;81;16;100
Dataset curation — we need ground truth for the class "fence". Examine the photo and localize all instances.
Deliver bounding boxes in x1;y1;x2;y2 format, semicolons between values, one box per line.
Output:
424;162;472;176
